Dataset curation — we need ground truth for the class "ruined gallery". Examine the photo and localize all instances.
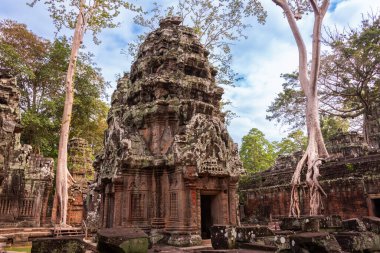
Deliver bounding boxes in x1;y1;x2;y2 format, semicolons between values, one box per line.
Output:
94;16;243;246
242;131;380;220
0;70;54;227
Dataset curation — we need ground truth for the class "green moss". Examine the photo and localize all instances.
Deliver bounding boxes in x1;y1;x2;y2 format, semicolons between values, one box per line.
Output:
346;163;355;171
119;238;148;253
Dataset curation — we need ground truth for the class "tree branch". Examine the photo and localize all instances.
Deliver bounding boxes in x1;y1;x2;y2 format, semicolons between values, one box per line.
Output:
309;0;329;94
309;0;320;15
275;0;309;93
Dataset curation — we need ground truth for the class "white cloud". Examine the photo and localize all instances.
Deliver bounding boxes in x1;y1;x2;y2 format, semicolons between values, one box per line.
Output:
224;0;380;146
1;0;379;147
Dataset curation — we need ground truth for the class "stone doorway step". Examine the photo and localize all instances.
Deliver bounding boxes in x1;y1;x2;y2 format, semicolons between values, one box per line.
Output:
52;226;84;237
0;227;52;244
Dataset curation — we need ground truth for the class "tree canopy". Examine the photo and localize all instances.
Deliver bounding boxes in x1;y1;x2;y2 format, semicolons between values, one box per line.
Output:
239;128;308;174
266;13;380;144
0;19;108;157
274;130;307;156
239;128;276;174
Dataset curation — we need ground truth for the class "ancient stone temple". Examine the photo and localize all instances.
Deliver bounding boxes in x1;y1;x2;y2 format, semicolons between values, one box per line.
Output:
67;138;94;226
0;69;54;227
368;104;380;149
94;17;243;246
241;131;380;221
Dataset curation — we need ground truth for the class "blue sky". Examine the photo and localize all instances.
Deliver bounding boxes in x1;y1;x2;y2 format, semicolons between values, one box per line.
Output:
1;0;379;146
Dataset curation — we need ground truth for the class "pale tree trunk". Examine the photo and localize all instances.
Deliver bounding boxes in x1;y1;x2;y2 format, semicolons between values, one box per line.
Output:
55;0;85;225
272;0;330;217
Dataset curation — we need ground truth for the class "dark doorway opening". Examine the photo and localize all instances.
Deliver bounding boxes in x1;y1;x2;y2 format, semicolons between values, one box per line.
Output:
201;195;214;239
373;198;380;217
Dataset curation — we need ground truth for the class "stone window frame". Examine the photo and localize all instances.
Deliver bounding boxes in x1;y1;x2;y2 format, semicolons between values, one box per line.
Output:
130;193;145;220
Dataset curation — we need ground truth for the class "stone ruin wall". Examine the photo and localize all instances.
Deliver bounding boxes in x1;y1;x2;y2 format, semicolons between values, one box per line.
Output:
66;138;94;226
242;131;380;221
0;69;54;227
368;104;380;149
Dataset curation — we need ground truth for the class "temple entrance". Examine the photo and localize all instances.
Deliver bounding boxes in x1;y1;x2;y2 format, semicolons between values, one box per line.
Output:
372;198;380;217
201;195;215;239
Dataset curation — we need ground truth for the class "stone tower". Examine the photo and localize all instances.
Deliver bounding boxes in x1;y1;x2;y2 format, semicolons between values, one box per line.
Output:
95;17;243;246
67;138;94;226
368;105;380;149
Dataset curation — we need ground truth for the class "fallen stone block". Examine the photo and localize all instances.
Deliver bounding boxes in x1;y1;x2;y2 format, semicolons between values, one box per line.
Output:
362;216;380;234
335;231;380;252
320;215;342;229
210;225;237;249
97;228;149;253
342;218;367;232
167;232;202;247
236;226;274;242
280;217;302;231
289;232;342;253
31;237;86;253
280;216;322;232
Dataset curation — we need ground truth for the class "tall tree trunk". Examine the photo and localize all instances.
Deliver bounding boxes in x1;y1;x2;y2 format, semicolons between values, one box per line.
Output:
55;1;85;225
273;0;330;217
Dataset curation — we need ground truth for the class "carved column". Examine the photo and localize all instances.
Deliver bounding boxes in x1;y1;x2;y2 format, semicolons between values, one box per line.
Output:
184;180;198;231
113;177;123;227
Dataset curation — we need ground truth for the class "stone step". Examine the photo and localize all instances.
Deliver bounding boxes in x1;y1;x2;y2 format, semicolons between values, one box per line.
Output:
52;227;84;237
0;227;52;234
237;242;277;252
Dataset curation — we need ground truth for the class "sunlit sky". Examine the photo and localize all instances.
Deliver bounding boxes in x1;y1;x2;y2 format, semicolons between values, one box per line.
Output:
1;0;379;146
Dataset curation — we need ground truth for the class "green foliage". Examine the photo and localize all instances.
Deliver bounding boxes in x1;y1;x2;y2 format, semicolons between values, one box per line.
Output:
129;0;267;86
346;163;353;171
266;72;305;130
0;20;109;157
28;0;142;44
240;128;309;174
239;128;276;174
274;129;307;155
266;13;380;138
21;107;60;157
320;115;350;141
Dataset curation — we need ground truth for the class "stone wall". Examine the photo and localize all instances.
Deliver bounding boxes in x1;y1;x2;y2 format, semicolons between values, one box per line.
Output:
242;132;380;221
0;69;54;227
368;104;380;149
67;138;94;226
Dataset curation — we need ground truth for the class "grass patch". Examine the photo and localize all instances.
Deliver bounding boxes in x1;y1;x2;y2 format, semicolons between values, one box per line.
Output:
3;246;32;253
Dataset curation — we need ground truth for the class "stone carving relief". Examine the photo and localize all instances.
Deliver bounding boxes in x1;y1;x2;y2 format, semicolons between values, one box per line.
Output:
173;113;243;177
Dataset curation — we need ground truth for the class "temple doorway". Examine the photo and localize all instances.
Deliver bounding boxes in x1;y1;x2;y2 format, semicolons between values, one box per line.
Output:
373;198;380;217
201;195;215;239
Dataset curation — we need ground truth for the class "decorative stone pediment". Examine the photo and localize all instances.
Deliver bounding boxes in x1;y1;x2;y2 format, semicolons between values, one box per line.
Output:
173;114;242;177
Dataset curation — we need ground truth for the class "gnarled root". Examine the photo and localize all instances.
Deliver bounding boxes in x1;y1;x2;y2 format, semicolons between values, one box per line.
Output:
307;159;327;215
289;144;327;217
289;149;308;217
